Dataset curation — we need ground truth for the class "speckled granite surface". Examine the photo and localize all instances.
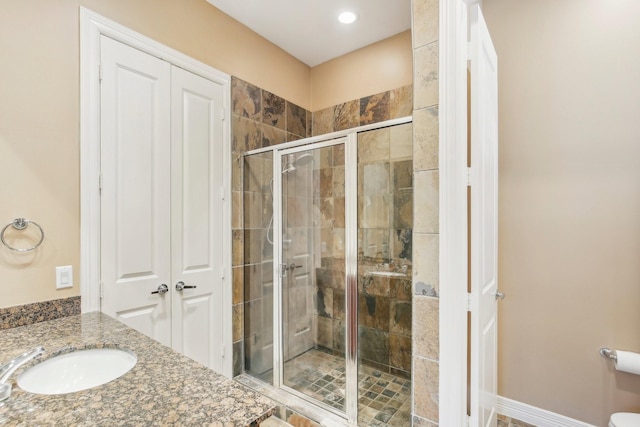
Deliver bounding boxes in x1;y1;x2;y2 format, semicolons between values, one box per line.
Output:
0;312;275;426
0;296;81;330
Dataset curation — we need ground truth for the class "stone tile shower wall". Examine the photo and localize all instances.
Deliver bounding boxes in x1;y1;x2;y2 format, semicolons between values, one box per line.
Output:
312;145;347;357
311;86;412;135
357;125;413;379
411;0;441;425
231;77;311;376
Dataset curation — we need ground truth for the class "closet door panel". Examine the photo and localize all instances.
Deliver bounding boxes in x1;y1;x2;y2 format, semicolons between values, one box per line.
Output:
100;35;172;347
171;66;225;373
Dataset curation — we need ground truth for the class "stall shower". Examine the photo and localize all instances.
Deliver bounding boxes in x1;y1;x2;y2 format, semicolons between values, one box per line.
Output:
241;119;413;426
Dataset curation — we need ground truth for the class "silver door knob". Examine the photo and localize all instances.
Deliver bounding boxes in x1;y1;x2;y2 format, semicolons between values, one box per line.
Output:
151;284;169;295
495;291;505;300
175;281;197;292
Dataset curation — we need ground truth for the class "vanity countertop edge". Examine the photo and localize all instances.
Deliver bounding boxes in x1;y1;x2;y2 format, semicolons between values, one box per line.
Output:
0;312;275;426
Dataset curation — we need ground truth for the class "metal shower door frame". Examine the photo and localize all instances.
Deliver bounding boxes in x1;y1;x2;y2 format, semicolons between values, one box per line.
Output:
272;135;358;423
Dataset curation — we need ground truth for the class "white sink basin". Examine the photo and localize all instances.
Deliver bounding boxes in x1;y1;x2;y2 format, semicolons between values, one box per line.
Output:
17;348;136;395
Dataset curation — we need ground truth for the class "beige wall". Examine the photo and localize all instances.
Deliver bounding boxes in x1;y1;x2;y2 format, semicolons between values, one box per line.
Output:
0;0;311;309
483;1;640;425
310;30;413;111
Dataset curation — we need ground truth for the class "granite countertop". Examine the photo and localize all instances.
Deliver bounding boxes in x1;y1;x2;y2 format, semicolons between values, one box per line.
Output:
0;313;275;426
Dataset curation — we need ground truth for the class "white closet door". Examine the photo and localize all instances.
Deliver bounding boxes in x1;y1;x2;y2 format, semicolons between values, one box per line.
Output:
100;35;172;347
170;66;225;373
469;3;499;427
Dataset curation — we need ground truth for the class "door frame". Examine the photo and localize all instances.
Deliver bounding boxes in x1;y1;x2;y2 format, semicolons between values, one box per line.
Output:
79;8;233;377
439;0;475;425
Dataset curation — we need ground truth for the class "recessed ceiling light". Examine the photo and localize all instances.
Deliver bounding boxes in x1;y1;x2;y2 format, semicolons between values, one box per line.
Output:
338;11;358;24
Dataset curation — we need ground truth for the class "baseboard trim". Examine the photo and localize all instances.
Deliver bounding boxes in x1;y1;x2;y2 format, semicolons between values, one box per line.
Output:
498;396;597;427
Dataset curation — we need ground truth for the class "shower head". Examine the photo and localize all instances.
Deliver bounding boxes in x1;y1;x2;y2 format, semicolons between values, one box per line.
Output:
294;152;313;167
282;152;313;174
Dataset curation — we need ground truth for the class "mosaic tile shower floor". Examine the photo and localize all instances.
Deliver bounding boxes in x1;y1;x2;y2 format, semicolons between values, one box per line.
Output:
282;349;411;427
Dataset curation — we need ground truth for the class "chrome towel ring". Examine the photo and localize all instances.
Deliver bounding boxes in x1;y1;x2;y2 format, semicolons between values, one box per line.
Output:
1;218;45;252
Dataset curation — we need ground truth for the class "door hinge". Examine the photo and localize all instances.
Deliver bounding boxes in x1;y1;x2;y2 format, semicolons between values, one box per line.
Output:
220;186;225;201
467;292;472;312
99;173;103;193
466;167;472;187
221;345;225;358
99;63;103;83
100;281;104;300
220;107;226;121
467;42;472;61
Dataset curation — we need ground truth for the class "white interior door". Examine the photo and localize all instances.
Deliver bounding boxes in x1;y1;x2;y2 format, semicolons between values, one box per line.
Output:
100;35;172;347
101;36;224;373
170;66;224;372
469;4;499;427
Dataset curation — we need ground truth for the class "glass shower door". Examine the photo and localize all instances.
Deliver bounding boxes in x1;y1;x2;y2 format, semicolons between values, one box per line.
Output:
276;138;354;417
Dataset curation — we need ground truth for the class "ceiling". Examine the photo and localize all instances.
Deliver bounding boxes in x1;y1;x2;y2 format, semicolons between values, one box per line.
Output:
205;0;412;67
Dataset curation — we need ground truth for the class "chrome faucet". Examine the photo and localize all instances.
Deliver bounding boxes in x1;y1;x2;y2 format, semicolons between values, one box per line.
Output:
0;346;45;401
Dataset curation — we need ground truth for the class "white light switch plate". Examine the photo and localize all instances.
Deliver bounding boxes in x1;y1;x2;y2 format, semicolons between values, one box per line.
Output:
56;265;73;289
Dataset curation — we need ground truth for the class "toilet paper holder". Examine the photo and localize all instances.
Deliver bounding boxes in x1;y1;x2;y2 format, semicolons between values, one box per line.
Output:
600;348;617;361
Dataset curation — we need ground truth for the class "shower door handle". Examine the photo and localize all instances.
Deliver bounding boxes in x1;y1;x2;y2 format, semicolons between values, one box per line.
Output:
288;263;302;271
280;264;288;278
